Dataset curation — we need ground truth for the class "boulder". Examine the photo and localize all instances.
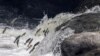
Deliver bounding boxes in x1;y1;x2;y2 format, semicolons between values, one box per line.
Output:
56;13;100;33
61;32;100;56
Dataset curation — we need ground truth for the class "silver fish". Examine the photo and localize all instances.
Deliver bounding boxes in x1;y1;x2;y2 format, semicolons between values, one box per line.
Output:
24;38;31;45
2;27;8;34
29;42;40;53
28;39;33;46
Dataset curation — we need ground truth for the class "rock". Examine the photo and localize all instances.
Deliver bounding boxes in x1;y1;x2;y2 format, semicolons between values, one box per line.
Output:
61;32;100;56
56;13;100;33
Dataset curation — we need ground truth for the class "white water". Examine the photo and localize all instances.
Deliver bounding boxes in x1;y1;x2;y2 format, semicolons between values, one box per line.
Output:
0;6;100;56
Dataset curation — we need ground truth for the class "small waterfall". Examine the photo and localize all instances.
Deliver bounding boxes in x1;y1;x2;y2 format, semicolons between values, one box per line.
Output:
31;28;74;56
0;5;100;56
30;5;100;56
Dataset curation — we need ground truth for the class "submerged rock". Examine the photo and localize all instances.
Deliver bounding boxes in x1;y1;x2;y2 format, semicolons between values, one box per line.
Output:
61;32;100;56
56;13;100;33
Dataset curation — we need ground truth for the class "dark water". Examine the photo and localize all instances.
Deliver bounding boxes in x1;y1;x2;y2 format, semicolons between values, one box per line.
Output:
0;0;99;28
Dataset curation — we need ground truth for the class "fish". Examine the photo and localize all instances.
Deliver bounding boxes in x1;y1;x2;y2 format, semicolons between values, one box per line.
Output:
14;35;21;43
29;42;40;53
34;42;40;47
35;28;41;36
2;27;8;34
43;28;49;36
29;46;35;53
24;38;31;45
28;38;33;46
16;39;19;47
21;32;26;37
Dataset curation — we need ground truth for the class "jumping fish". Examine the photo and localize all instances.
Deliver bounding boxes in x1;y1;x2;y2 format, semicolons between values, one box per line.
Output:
21;32;26;37
43;28;49;36
2;27;8;34
35;28;41;36
24;38;31;45
14;35;21;43
14;32;26;47
16;39;19;47
29;42;40;53
28;38;33;46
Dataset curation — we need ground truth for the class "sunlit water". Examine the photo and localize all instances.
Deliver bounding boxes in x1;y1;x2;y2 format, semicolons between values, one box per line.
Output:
0;6;100;56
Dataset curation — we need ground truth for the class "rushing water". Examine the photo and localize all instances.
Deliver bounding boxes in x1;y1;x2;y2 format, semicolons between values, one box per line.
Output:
0;6;100;56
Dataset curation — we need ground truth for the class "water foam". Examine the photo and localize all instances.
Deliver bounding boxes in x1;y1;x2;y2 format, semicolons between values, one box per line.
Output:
30;6;100;56
0;5;100;56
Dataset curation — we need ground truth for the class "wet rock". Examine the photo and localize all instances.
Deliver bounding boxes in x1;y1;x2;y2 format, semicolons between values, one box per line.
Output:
61;32;100;56
56;13;100;33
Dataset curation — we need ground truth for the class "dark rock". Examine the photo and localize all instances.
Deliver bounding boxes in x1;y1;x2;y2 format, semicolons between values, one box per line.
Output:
61;32;100;56
56;13;100;33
